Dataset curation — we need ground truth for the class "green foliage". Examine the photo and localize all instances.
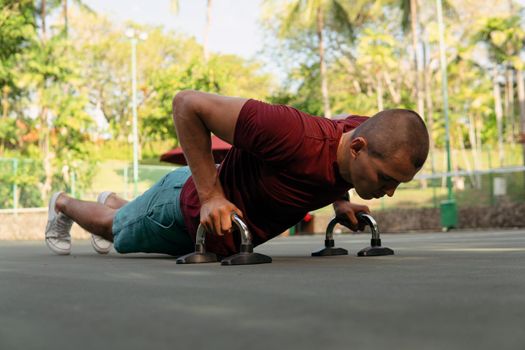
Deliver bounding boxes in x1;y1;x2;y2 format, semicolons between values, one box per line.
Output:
268;62;324;115
140;54;273;150
0;118;19;150
1;0;525;208
262;0;525;171
473;15;525;65
0;159;44;208
0;1;274;206
0;0;36;84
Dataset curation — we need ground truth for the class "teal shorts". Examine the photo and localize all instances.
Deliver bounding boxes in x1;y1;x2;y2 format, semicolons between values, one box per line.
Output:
112;166;194;256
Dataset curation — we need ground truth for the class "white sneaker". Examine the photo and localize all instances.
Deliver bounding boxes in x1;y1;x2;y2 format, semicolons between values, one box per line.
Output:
89;191;114;254
45;191;73;255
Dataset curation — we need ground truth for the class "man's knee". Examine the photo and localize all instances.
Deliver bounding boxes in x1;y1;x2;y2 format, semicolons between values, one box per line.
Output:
172;90;196;119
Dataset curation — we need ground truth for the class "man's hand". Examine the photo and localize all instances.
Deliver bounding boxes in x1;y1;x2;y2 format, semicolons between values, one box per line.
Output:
200;195;244;236
333;200;370;232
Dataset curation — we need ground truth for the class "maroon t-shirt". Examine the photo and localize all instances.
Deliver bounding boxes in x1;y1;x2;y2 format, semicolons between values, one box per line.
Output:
180;99;368;256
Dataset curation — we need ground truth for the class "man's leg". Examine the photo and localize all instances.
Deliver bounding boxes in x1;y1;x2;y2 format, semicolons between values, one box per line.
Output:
104;193;128;210
46;167;194;256
88;192;129;254
55;193;115;242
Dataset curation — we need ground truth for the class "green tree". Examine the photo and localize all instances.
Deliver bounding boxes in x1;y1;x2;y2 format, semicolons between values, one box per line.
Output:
474;15;525;165
69;6;272;159
0;0;35;122
265;0;368;118
356;28;399;111
399;0;424;119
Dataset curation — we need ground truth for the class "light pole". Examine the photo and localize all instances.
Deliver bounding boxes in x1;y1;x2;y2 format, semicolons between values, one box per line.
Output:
436;0;457;230
125;29;147;197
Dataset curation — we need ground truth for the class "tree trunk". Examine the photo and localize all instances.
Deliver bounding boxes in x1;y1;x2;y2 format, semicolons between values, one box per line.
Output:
376;74;384;111
410;0;424;121
422;39;435;172
352;80;362;94
493;70;505;167
468;113;482;188
517;68;525;166
504;68;509;136
2;85;8;119
39;106;53;202
467;113;478;167
203;0;213;63
40;0;52;202
383;71;401;104
458;129;474;188
506;68;515;141
475;114;483;167
63;0;68;37
316;6;331;118
41;0;46;40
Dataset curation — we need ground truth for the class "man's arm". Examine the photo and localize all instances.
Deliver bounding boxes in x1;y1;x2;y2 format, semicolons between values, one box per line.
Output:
172;90;248;236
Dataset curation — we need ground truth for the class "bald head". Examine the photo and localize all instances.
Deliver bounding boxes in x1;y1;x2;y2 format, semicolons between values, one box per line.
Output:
352;109;429;169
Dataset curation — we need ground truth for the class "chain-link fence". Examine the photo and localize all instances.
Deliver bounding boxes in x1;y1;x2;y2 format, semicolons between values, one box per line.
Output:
0;158;176;211
350;166;525;211
2;157;524;213
0;158;45;210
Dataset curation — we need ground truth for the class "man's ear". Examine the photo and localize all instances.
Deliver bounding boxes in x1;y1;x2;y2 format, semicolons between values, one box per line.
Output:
349;137;367;158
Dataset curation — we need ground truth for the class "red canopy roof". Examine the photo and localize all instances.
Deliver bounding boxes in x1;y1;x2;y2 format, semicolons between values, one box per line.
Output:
160;135;232;165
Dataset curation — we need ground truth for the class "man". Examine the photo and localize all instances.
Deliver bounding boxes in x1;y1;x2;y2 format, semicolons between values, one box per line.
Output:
44;91;429;257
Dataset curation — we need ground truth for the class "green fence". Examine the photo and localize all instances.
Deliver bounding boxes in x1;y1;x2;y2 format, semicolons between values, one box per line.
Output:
0;158;45;210
350;166;525;211
1;157;524;212
0;158;177;210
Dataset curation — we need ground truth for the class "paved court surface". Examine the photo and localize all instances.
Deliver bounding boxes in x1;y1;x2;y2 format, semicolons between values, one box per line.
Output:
1;229;525;350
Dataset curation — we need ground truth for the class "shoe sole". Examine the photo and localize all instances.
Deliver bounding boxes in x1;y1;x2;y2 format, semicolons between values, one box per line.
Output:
45;191;71;255
45;238;71;255
89;191;114;254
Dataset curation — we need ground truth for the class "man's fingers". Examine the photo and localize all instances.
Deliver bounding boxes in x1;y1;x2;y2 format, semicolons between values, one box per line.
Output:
335;212;358;231
211;212;223;236
346;210;358;226
234;208;243;219
200;202;244;237
220;210;233;235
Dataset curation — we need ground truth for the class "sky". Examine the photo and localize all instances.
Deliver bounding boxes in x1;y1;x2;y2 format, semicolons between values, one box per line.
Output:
81;0;525;90
83;0;265;60
81;0;268;132
82;0;525;57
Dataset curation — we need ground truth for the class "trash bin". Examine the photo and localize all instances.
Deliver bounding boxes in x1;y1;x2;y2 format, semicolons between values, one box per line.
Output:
440;199;457;230
493;177;507;196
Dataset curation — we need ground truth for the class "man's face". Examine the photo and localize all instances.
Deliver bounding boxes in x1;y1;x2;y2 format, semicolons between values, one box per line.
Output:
349;141;418;200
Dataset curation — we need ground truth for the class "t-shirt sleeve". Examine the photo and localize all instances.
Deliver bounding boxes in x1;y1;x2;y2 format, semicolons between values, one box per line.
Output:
233;99;306;165
338;115;369;132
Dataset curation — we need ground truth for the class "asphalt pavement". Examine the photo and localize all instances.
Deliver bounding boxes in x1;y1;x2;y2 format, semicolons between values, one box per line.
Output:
1;229;525;350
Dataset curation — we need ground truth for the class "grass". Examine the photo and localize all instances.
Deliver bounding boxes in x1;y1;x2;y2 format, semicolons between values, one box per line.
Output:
93;140;175;163
85;160;177;200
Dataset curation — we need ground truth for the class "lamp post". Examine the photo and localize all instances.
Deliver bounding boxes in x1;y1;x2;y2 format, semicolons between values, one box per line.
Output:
125;29;147;197
436;0;457;230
